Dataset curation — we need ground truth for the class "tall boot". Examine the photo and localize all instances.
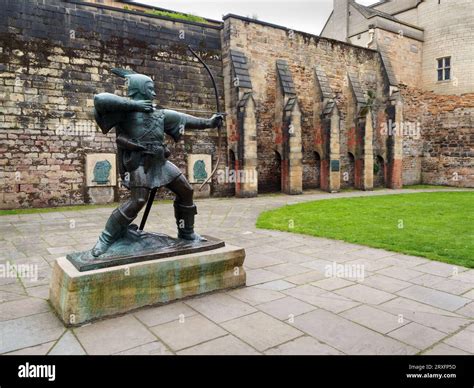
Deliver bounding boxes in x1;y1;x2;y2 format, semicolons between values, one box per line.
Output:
92;208;134;257
174;202;206;241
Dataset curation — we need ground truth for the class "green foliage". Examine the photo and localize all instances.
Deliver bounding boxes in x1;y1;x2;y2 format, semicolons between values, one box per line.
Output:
146;9;208;24
256;192;474;267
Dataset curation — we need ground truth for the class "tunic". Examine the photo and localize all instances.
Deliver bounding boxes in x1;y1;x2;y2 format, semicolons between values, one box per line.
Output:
93;94;189;189
118;109;186;189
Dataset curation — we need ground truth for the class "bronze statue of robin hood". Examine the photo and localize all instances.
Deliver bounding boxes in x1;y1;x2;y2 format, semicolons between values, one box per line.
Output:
91;68;223;257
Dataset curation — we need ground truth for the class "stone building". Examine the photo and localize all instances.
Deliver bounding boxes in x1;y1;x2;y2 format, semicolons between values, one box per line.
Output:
322;0;474;95
322;0;474;186
0;0;472;209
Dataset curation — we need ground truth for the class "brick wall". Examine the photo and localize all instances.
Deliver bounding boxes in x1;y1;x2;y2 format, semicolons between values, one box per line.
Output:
0;0;229;209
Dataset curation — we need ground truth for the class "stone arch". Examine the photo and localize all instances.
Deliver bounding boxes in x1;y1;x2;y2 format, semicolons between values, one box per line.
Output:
303;151;321;190
343;152;356;189
260;150;282;193
374;155;386;188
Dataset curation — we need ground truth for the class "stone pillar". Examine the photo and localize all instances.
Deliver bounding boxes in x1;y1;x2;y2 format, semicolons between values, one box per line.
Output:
276;60;302;195
283;100;303;195
314;65;340;193
236;93;258;197
329;107;341;192
362;109;374;190
225;49;258;197
387;94;404;189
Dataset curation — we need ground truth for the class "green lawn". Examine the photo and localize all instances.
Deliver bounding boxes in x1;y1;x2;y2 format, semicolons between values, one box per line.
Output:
256;192;474;268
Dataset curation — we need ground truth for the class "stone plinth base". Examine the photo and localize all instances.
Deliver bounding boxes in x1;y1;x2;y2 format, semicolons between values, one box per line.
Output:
49;245;246;326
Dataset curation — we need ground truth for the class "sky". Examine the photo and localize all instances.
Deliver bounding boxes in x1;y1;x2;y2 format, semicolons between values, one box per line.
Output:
136;0;379;35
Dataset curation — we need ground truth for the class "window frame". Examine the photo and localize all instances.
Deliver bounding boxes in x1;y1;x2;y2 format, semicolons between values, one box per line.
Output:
437;56;452;82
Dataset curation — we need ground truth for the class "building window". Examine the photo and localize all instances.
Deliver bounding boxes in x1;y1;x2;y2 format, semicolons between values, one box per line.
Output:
437;57;451;81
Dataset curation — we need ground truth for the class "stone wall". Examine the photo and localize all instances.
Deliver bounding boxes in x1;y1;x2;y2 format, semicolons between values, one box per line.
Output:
1;1;472;209
370;29;422;89
400;86;474;187
0;0;229;209
222;15;390;194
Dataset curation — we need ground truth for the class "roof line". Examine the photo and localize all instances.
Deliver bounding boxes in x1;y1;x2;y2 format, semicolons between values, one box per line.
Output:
350;0;423;31
223;14;379;54
320;10;334;36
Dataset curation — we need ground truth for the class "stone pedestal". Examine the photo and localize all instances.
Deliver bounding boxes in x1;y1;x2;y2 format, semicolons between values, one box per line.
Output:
49;244;246;326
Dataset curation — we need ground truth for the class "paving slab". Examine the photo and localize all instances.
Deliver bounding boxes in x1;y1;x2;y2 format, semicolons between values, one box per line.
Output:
361;274;411;293
414;262;466;277
397;285;470;312
376;254;428;268
73;315;156;355
377;266;424;281
455;301;474;318
48;331;86;355
341;305;409;334
430;279;473;295
0;298;50;322
150;315;227;351
422;343;470;355
243;253;285;269
134;302;198;327
377;298;469;334
335;284;395;305
265;336;342;355
5;341;55;355
266;263;312;277
0;312;65;354
115;341;173;355
310;277;354;291
177;335;259;355
388;322;447;350
245;268;284;286
184;293;257;323
254;280;295;291
284;285;360;313
256;296;316;321
229;286;286;306
284;271;326;285
221;312;302;352
443;330;474;354
292;310;417;355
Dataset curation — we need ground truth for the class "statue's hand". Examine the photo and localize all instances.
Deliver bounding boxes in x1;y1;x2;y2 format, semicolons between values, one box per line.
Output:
210;113;224;128
133;100;154;113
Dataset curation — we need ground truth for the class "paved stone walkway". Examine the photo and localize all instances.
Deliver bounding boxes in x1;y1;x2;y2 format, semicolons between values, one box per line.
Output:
0;189;473;355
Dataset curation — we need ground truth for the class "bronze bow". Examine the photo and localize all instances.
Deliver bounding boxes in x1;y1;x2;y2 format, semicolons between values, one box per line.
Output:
187;45;223;191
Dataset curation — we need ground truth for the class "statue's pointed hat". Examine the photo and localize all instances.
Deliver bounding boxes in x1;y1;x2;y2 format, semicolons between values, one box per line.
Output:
111;68;153;97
